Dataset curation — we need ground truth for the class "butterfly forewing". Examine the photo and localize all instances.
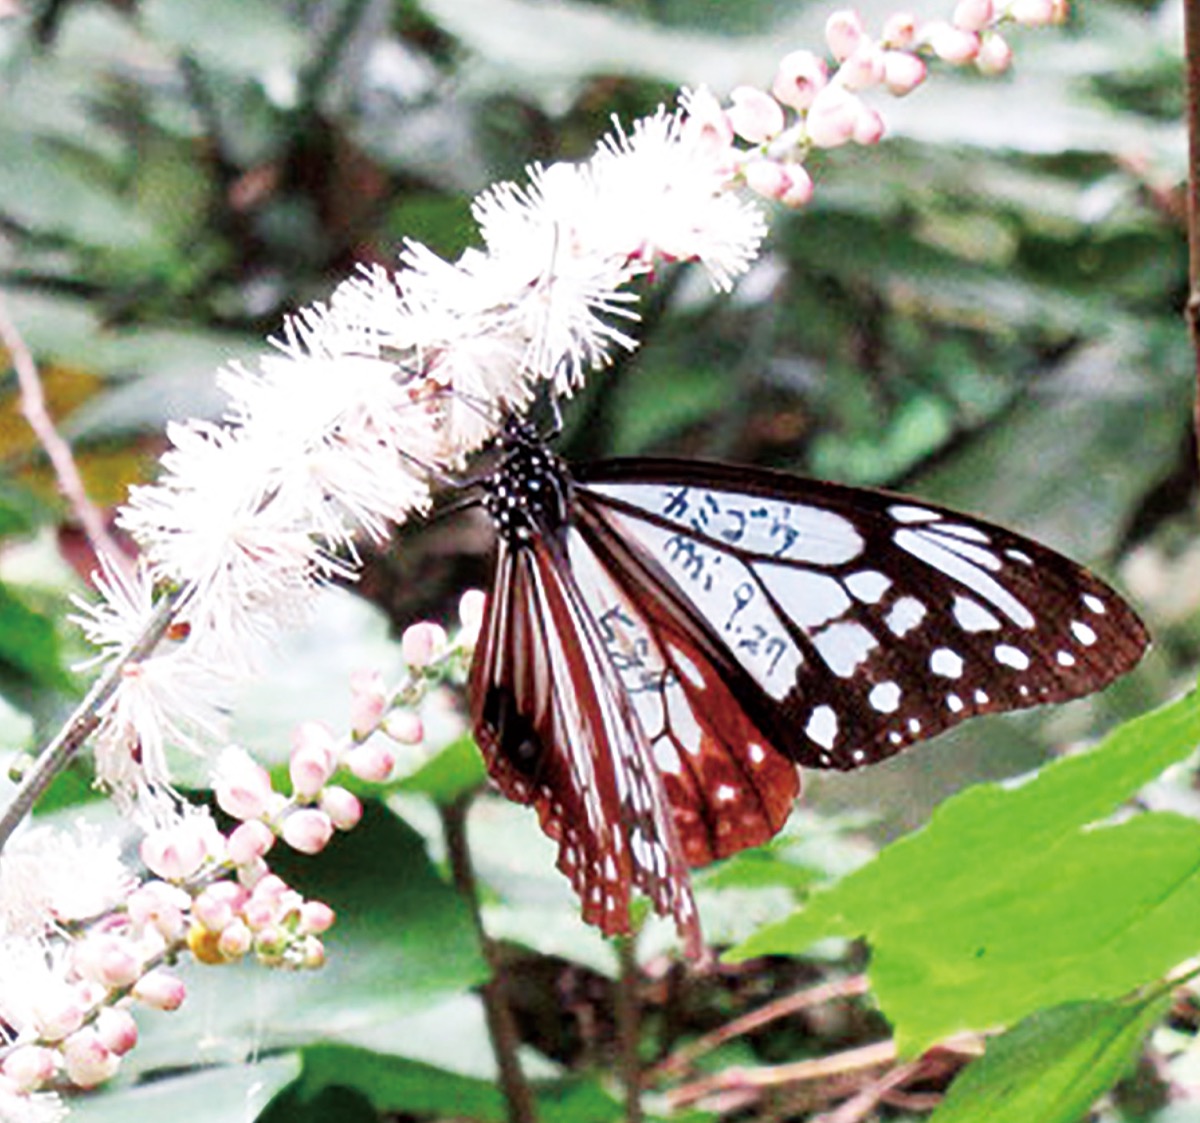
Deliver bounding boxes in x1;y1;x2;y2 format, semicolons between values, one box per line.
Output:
574;458;1149;772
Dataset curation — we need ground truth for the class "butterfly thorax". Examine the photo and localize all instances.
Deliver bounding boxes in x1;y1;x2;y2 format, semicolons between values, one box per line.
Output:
482;428;573;547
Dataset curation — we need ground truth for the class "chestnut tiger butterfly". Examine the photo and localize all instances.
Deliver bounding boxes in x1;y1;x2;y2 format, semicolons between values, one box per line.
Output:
468;419;1149;957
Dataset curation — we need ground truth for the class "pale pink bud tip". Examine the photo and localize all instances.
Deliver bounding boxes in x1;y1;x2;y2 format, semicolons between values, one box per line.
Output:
217;919;253;959
133;969;186;1011
95;1008;139;1056
73;935;143;989
346;739;396;781
743;160;791;202
839;43;885;91
883;51;927;96
382;709;423;746
726;86;785;144
349;668;388;738
680;86;735;153
31;989;85;1042
402;621;448;669
1009;0;1056;24
882;11;917;46
3;1046;57;1091
140;822;208;882
953;0;994;31
62;1029;120;1088
289;739;337;800
926;22;980;63
976;32;1013;75
320;786;363;830
214;749;275;822
853;107;885;145
771;50;828;111
805;85;863;149
299;901;336;935
282;808;335;855
457;589;487;644
780;163;815;207
825;9;866;61
228;819;276;866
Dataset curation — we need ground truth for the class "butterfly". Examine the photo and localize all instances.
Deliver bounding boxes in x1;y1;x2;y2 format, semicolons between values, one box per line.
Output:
467;420;1149;957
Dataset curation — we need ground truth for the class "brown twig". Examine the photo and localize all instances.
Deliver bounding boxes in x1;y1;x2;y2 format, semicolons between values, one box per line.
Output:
441;796;538;1123
0;293;127;571
653;973;871;1079
1184;0;1200;461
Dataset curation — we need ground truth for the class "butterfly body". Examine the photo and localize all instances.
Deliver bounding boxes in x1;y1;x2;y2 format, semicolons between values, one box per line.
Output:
468;425;1149;954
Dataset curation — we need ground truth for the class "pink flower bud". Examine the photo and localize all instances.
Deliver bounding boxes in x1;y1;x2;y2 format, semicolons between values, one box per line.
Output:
299;901;335;935
1009;0;1055;24
289;730;337;800
457;589;487;646
227;820;276;866
213;748;275;822
925;21;980;63
300;936;326;970
346;739;397;780
349;669;388;739
825;9;867;61
32;986;85;1042
402;622;447;670
853;106;885;145
319;786;363;830
771;50;828;111
127;881;189;942
780;163;815;207
883;50;927;95
254;925;288;960
217;919;253;959
881;11;917;46
237;856;270;889
839;42;885;90
192;886;236;933
742;159;790;201
726;86;785;143
95;1008;138;1056
976;31;1013;75
681;86;736;154
3;1046;56;1091
132;969;186;1011
953;0;994;31
282;809;334;855
73;934;142;989
805;85;863;148
62;1029;119;1089
140;820;209;882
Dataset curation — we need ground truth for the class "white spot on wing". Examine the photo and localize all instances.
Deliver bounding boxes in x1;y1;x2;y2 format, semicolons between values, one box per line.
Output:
806;705;839;749
845;570;892;604
995;644;1031;670
1083;593;1106;615
1056;650;1076;667
930;648;964;678
937;522;992;544
947;693;965;713
670;645;705;689
868;681;901;713
653;739;682;775
890;504;938;523
756;566;851;628
814;621;879;677
952;595;1001;633
1071;620;1097;646
886;597;927;637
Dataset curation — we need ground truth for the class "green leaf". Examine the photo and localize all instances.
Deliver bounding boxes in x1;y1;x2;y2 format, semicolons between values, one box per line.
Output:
291;1044;623;1123
930;995;1170;1123
729;691;1200;1052
398;733;487;805
0;582;71;693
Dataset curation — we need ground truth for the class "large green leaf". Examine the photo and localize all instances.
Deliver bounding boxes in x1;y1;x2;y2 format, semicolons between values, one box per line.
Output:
730;691;1200;1052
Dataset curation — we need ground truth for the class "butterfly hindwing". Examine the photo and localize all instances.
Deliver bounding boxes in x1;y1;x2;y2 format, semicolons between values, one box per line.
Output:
575;457;1148;772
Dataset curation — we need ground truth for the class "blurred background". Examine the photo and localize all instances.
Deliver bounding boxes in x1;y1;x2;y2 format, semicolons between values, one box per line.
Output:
0;0;1194;1118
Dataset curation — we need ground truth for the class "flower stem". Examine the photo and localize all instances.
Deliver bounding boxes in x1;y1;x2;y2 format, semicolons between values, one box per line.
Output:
614;935;645;1123
0;591;180;851
1184;0;1200;458
441;795;537;1123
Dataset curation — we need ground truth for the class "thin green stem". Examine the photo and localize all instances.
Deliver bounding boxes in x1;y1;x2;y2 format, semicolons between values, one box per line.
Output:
0;591;181;851
1183;0;1200;461
441;796;538;1123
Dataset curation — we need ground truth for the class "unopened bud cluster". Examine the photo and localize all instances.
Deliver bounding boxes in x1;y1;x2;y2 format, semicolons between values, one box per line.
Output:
685;0;1064;206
